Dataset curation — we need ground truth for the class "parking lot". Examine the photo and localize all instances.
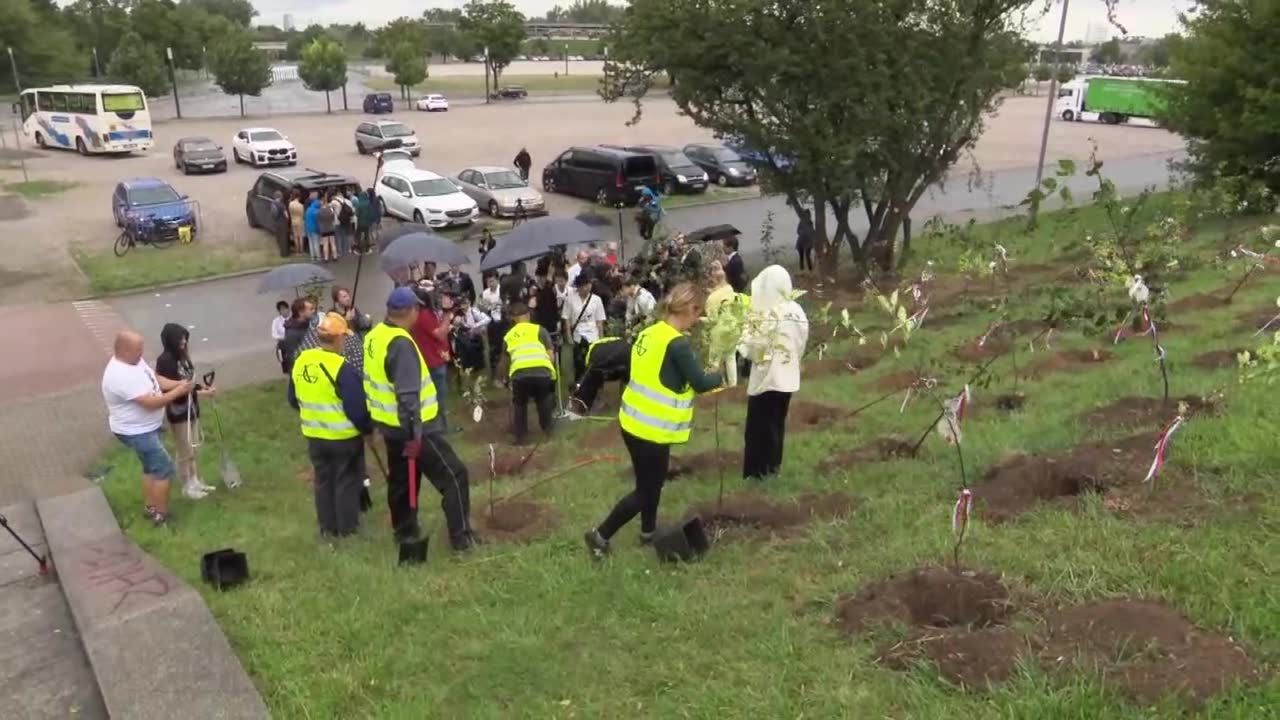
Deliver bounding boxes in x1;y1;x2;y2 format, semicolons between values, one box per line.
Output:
0;94;1185;303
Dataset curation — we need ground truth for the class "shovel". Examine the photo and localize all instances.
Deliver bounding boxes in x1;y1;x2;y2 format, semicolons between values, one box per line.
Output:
203;372;243;489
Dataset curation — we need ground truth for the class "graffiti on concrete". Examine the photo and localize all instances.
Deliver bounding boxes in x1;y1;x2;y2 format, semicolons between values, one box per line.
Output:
79;540;172;615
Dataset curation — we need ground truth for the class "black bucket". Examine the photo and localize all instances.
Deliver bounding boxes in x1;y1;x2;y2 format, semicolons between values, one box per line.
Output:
200;548;250;590
398;538;429;566
652;515;710;563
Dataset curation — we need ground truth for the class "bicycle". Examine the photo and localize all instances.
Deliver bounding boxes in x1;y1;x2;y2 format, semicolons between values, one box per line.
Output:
114;216;183;257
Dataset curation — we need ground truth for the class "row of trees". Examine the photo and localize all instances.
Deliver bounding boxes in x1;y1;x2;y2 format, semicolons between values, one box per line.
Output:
1088;34;1181;67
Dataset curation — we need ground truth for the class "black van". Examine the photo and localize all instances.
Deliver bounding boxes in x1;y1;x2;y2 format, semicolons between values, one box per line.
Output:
613;144;709;195
541;146;659;206
362;93;394;114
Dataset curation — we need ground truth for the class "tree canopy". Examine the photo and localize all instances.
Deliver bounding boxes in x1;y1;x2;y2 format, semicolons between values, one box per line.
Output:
460;0;526;87
1089;38;1123;64
544;0;625;24
298;37;348;113
105;31;169;97
1;0;83;90
209;29;272;116
385;43;427;99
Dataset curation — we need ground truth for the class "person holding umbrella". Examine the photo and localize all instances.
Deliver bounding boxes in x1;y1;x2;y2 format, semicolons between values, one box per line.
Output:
364;287;477;553
584;283;722;556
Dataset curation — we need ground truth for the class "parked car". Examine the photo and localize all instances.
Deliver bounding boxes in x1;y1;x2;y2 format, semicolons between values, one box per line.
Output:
354;119;421;156
244;169;360;254
172;136;227;174
682;143;757;186
376;167;478;228
541;145;660;206
723;137;793;171
362;93;394;114
493;86;528;100
414;94;450;112
231;127;297;167
112;177;197;237
611;144;708;195
454;165;546;218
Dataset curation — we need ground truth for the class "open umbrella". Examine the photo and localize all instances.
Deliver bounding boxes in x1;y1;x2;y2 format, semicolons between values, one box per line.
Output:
685;224;741;244
379;231;470;273
573;211;614;228
256;263;334;294
479;216;600;272
378;221;433;252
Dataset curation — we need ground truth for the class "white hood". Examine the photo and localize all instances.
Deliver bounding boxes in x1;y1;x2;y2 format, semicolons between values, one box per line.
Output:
251;138;294;150
742;264;808;395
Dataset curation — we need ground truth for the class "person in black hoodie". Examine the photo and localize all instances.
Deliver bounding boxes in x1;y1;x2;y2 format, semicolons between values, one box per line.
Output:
280;297;316;374
156;323;218;499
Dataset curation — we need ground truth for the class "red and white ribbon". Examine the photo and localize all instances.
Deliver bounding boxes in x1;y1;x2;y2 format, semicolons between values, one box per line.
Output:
952;489;973;534
1143;416;1185;483
907;306;929;329
937;384;971;445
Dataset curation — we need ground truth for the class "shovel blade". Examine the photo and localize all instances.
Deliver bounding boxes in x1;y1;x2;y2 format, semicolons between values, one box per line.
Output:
222;457;243;489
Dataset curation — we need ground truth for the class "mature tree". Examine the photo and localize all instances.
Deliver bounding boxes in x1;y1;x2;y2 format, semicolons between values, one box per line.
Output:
209;29;272;116
1;0;84;91
285;24;329;61
181;0;254;26
1089;38;1123;64
1032;63;1053;91
1134;33;1178;68
348;23;370;42
181;10;237;71
1165;0;1280;191
105;32;169;96
557;0;625;24
603;0;1036;275
529;37;551;56
65;0;132;70
1055;64;1075;84
377;17;430;56
298;37;347;112
423;7;463;23
460;0;526;89
385;42;427;100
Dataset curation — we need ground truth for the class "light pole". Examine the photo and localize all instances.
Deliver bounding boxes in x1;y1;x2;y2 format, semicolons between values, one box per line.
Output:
483;46;490;104
6;47;19;92
92;47;101;78
166;46;182;119
564;43;569;76
1031;0;1070;222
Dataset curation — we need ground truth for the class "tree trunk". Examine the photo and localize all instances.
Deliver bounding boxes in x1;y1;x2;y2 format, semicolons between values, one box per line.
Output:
896;215;913;271
342;84;348;110
238;93;244;117
325;90;331;113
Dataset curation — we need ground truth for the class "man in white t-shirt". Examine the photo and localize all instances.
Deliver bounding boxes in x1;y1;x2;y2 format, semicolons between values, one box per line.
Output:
565;249;591;290
102;331;193;527
562;274;607;382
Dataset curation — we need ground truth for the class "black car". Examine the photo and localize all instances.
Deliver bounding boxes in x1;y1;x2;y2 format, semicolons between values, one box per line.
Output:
245;169;361;255
541;146;659;206
172;136;227;174
612;144;709;195
362;93;394;114
682;143;758;187
493;85;528;100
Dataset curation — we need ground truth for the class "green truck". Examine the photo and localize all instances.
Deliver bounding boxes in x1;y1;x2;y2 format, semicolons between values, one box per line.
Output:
1056;76;1182;126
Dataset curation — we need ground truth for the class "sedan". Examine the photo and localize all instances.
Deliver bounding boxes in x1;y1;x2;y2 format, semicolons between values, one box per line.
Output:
454;166;546;218
415;94;450;112
683;143;758;187
173;136;227;174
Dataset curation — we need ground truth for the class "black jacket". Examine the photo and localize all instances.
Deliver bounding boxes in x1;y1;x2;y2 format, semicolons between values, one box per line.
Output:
513;150;532;172
436;271;477;305
724;253;748;293
156;323;197;424
281;317;311;372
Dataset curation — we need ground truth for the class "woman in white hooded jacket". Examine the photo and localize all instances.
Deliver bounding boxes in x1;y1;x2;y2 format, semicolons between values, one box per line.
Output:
738;265;809;479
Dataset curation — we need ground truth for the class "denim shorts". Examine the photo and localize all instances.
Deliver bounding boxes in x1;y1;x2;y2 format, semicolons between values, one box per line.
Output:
114;429;175;480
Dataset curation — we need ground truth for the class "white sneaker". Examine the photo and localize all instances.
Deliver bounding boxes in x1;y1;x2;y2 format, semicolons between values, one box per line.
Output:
183;482;209;500
195;476;217;492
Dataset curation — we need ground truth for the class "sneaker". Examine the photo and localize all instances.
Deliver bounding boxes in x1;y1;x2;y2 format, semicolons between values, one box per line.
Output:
583;529;610;558
147;508;169;527
195;476;217;492
639;530;655;546
183;483;209;500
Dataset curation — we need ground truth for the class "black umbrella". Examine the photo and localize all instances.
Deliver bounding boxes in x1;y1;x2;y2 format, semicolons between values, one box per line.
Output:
377;222;431;252
379;231;470;273
685;224;741;244
573;211;614;228
256;263;334;294
479;217;600;272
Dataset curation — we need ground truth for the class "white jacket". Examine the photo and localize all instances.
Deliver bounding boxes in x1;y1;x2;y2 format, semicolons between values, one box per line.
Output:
740;265;808;395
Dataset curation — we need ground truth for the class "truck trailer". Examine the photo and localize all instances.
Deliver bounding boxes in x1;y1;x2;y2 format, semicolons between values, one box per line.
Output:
1054;76;1183;127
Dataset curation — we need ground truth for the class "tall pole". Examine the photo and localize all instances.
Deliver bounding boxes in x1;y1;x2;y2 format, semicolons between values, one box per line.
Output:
6;47;19;92
564;43;569;76
1031;0;1070;221
484;46;490;104
92;47;101;78
166;47;182;119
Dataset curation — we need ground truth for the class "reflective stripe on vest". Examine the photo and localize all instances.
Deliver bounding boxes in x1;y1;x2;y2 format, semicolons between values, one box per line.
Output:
504;321;556;378
291;348;359;440
585;336;620;367
362;323;438;428
618;320;695;444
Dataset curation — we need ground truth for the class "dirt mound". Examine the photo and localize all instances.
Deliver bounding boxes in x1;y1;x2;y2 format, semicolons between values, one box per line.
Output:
471;500;561;543
787;401;847;431
1169;291;1228;312
880;626;1032;689
1192;348;1246;370
1027;348;1114;378
818;437;916;469
470;447;550;480
1081;396;1217;428
1238;305;1280;333
835;567;1013;633
975;435;1155;523
687;492;858;537
952;335;1011;362
874;370;931;392
1040;599;1260;707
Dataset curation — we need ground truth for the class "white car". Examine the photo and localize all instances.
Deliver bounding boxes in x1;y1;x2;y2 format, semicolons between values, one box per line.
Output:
376;167;478;228
415;94;450;112
231;127;297;167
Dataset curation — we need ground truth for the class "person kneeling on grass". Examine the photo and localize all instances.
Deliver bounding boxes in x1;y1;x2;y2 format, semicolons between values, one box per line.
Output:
289;313;373;537
567;335;630;416
500;303;557;445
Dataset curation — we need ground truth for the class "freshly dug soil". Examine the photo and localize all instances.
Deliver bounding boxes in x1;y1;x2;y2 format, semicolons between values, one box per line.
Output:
471;499;561;543
818;437;916;469
616;449;739;482
1191;348;1247;370
1039;599;1260;707
1169;291;1229;312
952;334;1012;362
874;369;931;392
1238;305;1280;333
835;566;1013;633
787;401;848;431
975;435;1155;523
1081;395;1217;428
1027;348;1114;378
470;447;550;480
880;626;1034;689
686;492;858;537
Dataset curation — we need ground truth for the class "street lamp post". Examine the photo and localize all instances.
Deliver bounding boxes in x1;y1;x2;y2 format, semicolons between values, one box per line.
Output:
484;46;491;104
6;47;19;92
166;46;182;119
564;44;569;76
92;47;101;78
1031;0;1070;222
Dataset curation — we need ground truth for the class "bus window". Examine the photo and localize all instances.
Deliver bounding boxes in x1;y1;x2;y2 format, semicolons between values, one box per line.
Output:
102;92;146;113
68;93;95;114
50;93;68;112
19;93;35;121
35;92;52;112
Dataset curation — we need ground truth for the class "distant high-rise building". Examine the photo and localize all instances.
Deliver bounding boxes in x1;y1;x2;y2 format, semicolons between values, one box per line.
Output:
283;13;295;31
1084;21;1110;45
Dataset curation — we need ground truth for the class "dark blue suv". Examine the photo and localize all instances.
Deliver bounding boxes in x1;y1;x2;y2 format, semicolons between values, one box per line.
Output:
112;178;197;238
362;93;394;114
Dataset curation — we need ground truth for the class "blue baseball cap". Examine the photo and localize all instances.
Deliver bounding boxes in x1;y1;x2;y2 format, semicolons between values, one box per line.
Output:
386;286;425;310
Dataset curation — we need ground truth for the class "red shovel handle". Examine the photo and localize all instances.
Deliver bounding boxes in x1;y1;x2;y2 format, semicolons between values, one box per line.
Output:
408;456;417;510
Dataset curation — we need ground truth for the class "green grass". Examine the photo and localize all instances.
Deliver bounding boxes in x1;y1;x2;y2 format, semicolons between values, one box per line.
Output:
4;180;78;197
72;240;289;295
522;38;604;56
97;198;1280;716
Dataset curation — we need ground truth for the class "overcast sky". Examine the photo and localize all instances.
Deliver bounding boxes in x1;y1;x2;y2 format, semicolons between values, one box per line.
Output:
252;0;1191;42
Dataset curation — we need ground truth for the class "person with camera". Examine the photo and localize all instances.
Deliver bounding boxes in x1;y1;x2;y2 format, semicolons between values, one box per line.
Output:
436;263;476;305
562;274;607;384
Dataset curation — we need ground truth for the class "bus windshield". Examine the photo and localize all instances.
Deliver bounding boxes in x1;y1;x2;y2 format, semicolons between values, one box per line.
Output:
102;92;146;112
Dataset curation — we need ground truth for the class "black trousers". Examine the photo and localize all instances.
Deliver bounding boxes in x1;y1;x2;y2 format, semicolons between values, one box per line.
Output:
598;430;671;539
382;433;472;546
572;338;591;383
511;374;555;443
572;366;623;413
486;319;508;378
797;247;813;271
307;436;365;536
743;391;792;479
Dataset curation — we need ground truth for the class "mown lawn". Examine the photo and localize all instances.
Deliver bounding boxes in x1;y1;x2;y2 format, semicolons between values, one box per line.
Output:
72;240;289;295
4;179;78;197
97;196;1279;717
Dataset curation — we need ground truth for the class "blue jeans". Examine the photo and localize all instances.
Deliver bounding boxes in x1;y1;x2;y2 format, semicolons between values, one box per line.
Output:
114;428;175;480
336;226;352;256
429;365;449;430
306;231;321;261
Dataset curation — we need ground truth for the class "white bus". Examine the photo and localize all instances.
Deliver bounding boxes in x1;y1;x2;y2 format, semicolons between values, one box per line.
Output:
15;84;154;155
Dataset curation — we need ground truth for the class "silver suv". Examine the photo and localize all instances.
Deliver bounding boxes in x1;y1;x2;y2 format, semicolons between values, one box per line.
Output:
354;119;421;157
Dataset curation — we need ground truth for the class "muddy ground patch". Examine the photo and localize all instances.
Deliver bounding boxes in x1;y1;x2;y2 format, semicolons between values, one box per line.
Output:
686;492;858;539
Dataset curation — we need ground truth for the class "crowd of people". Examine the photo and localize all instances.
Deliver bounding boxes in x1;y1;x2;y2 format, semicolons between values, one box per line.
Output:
269;186;383;261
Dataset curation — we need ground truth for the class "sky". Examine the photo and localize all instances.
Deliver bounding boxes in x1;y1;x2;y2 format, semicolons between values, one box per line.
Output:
250;0;1192;42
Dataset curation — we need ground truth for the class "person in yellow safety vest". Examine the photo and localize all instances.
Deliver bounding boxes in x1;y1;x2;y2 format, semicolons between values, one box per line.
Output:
499;302;558;445
364;287;477;554
288;313;373;537
584;283;723;557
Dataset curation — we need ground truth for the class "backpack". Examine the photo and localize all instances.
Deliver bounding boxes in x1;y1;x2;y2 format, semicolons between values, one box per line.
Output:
318;205;335;229
338;199;354;224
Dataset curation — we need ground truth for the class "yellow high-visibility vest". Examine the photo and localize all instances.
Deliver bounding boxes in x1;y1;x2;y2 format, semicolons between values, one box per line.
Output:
291;348;360;440
618;321;694;444
586;336;620;367
503;321;557;379
362;322;438;428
